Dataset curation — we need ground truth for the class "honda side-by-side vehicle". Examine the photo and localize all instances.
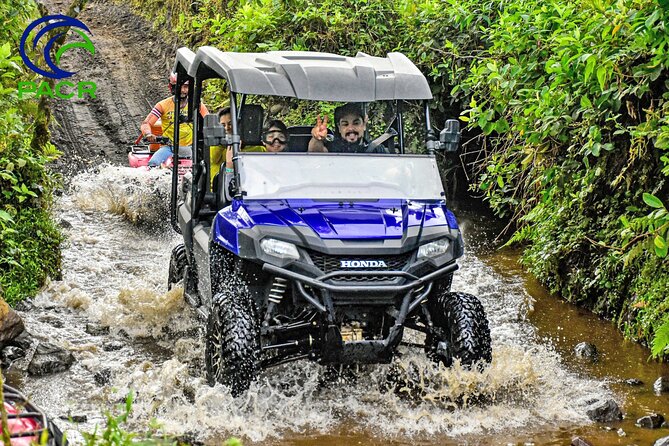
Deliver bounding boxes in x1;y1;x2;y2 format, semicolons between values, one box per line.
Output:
166;48;492;395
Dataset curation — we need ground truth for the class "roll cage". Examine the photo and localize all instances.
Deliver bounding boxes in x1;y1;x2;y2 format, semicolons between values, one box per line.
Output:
169;47;458;233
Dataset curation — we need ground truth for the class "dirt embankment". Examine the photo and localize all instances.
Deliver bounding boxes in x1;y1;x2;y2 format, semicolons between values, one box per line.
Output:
44;0;178;176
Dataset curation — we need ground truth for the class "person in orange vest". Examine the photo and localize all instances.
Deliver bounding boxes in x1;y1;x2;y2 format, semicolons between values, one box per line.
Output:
141;72;208;166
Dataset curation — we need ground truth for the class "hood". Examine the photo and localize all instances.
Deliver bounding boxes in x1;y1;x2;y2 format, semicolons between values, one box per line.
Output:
239;199;451;240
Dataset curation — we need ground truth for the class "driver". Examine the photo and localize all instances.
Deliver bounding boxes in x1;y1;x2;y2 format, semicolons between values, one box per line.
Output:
308;102;387;153
141;72;208;166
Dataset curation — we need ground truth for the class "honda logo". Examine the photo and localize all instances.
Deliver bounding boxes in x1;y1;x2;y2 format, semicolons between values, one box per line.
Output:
340;260;388;268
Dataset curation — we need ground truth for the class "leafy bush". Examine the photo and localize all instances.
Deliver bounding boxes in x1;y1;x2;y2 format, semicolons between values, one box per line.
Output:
0;0;63;304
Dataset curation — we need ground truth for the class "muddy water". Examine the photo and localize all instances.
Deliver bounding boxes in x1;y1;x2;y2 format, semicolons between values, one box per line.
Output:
9;166;669;445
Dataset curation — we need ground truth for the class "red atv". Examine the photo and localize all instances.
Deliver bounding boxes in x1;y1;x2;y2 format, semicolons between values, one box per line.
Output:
127;134;193;178
1;384;64;446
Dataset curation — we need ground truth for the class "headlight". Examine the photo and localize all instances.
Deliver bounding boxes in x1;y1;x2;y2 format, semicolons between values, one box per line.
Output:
260;238;300;260
417;239;450;259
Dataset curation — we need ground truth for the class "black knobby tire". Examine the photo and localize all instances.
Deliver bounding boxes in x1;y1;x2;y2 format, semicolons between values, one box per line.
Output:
167;244;187;290
425;291;492;369
205;291;260;396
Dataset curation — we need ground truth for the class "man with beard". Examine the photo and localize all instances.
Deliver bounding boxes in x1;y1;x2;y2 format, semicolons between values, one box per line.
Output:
308;102;387;153
141;72;208;166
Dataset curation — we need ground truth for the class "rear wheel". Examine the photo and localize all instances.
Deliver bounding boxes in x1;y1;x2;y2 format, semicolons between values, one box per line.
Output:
425;291;492;369
167;244;187;290
205;291;260;396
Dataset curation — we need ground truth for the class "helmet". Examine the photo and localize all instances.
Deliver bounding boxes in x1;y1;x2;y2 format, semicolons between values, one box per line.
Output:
168;72;189;95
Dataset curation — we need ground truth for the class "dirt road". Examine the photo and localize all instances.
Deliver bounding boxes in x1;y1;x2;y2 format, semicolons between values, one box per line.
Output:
46;0;175;174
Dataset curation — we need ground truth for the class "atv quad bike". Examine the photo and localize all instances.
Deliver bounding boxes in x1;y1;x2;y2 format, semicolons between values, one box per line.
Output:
2;384;65;446
168;48;492;395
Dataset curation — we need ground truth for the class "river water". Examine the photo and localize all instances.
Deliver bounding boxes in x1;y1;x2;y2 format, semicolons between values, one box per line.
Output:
8;165;669;445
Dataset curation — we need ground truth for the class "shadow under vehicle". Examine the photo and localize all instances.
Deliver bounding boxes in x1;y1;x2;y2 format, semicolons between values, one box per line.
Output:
166;47;492;395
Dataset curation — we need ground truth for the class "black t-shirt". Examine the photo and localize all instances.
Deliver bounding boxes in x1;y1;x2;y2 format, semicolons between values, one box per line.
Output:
325;136;387;153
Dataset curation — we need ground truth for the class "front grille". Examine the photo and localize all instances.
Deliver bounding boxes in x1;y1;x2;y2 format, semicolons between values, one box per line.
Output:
307;250;414;282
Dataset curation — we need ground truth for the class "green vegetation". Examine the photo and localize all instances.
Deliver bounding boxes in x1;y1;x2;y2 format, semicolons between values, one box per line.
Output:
0;1;63;305
83;392;244;445
122;0;668;354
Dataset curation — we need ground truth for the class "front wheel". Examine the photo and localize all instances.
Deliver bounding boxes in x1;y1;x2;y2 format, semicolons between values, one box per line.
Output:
205;291;260;396
425;291;492;369
167;244;187;291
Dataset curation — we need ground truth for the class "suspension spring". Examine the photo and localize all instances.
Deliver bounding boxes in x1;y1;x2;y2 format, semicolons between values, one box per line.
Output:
264;277;288;326
268;277;288;305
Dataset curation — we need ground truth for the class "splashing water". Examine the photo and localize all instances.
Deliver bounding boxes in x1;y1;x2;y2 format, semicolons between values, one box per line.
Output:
14;166;615;445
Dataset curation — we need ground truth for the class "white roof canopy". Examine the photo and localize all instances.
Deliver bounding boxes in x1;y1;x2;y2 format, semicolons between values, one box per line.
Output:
177;47;432;101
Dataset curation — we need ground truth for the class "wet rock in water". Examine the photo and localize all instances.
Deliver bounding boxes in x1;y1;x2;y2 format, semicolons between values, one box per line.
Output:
39;315;64;328
637;413;665;429
1;346;26;366
94;368;112;386
625;378;643;386
102;341;124;352
655;436;669;446
7;331;33;350
28;342;75;376
85;323;109;336
0;298;25;345
654;376;669;394
174;432;206;446
13;299;34;312
58;218;73;229
574;342;598;361
571;437;593;446
586;399;623;422
58;414;87;423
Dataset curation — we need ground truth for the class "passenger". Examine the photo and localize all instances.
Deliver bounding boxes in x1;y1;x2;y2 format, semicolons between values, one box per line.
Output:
223;119;288;170
261;120;289;153
308;102;386;153
141;72;208;166
221;120;288;201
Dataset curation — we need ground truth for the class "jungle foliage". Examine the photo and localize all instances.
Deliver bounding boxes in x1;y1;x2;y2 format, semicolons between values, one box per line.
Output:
122;0;668;355
0;1;63;305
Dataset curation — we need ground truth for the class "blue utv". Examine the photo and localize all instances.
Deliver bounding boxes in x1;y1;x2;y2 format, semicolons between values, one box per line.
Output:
167;47;492;395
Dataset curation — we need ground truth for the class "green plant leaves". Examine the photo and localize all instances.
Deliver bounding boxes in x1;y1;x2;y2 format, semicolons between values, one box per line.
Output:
643;193;665;209
652;320;669;357
655;235;668;257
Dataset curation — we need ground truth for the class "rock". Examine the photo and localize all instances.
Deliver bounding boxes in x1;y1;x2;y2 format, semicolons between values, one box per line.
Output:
571;436;594;446
0;298;25;344
8;331;33;350
654;377;669;395
13;300;34;312
625;378;643;386
574;342;598;361
39;315;64;328
94;369;111;386
655;436;669;446
58;218;72;229
84;323;109;336
586;399;623;422
1;346;26;366
58;414;87;423
102;341;124;352
637;413;665;429
28;342;75;376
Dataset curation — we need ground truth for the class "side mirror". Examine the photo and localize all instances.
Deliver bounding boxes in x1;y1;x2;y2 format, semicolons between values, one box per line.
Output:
439;119;460;152
203;113;226;147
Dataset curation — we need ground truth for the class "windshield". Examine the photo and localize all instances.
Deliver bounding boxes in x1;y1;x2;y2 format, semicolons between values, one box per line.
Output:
238;152;445;200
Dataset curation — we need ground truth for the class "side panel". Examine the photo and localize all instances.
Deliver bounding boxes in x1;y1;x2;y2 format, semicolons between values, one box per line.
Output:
193;223;212;305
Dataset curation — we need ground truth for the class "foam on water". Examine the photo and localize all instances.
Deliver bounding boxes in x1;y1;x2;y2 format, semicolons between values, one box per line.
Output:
15;167;615;444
